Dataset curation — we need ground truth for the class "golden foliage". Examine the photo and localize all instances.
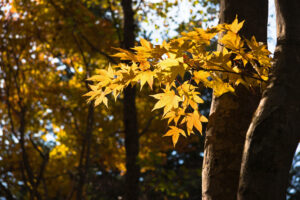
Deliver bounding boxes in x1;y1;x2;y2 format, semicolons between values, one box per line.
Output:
85;17;271;146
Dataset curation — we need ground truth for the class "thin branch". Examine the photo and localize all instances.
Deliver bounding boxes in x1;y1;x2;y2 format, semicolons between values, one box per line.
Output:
48;0;117;64
78;32;117;64
72;31;90;76
139;116;155;137
36;152;49;188
42;178;49;200
197;65;266;82
107;0;122;46
29;132;49;189
29;135;45;158
186;59;267;82
4;78;18;138
72;32;95;200
19;160;31;196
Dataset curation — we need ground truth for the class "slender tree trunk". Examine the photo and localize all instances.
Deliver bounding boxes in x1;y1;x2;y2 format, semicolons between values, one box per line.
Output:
19;107;42;200
202;1;268;199
238;0;300;199
121;1;140;200
0;182;15;200
76;103;94;200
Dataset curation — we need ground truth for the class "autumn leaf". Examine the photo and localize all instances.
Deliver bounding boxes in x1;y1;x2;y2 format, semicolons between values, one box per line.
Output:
163;107;185;125
112;48;138;62
226;16;244;33
151;87;182;116
158;58;180;70
163;126;186;147
181;111;207;135
136;70;156;90
220;31;244;50
140;38;152;49
94;91;108;107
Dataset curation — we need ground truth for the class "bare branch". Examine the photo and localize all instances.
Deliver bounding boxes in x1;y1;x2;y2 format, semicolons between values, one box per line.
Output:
139;116;155;137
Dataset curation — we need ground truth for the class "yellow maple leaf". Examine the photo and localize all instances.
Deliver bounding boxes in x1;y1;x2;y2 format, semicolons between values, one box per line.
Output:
140;38;152;49
220;31;244;50
94;91;108;107
211;77;235;97
151;87;182;116
158;58;180;70
227;16;244;33
194;71;234;96
193;71;211;85
181;111;207;135
163;107;185;125
137;70;155;90
87;66;115;87
112;48;138;62
163;126;186;147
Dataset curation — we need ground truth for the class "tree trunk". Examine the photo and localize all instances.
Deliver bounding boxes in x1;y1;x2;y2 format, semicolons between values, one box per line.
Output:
76;103;94;200
121;0;140;200
238;0;300;199
202;1;268;199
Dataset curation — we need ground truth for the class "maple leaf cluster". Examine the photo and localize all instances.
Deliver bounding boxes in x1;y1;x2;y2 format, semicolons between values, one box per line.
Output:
85;17;271;146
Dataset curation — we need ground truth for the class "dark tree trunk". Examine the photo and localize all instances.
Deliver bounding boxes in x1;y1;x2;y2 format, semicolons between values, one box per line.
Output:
74;31;95;200
0;182;15;200
238;0;300;199
202;0;268;199
121;1;140;200
76;103;94;200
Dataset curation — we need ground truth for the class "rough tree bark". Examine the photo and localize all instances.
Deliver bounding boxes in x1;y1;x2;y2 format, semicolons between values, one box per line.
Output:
202;0;268;199
121;0;140;200
238;0;300;199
